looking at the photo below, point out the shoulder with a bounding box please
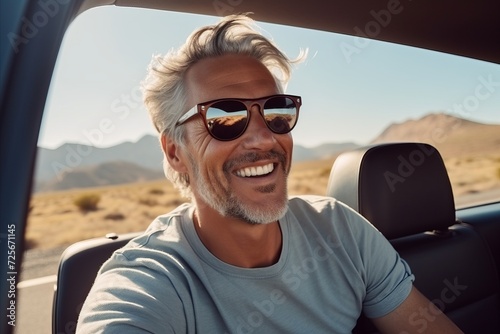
[100,203,195,271]
[286,195,382,242]
[287,194,341,214]
[288,194,359,213]
[142,202,193,235]
[128,202,192,246]
[288,195,369,225]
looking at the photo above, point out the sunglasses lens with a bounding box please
[263,96,297,134]
[205,101,248,140]
[203,96,299,141]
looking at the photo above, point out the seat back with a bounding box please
[52,232,140,334]
[327,143,500,332]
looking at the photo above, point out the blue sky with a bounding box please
[38,6,500,149]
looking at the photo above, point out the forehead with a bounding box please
[185,55,279,105]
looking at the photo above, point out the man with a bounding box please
[77,14,462,333]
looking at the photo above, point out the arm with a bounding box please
[372,286,463,334]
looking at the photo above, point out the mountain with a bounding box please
[35,161,164,192]
[34,112,498,192]
[371,112,500,158]
[35,135,163,182]
[35,134,357,182]
[293,142,360,161]
[35,135,358,192]
[34,134,359,192]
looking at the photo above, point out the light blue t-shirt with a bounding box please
[77,195,414,333]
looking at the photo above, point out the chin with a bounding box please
[230,192,289,225]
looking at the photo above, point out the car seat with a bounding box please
[52,232,141,334]
[326,142,500,333]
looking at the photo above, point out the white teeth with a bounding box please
[236,163,274,177]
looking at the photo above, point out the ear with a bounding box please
[161,134,188,173]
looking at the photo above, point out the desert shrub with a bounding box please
[148,187,164,195]
[73,193,101,212]
[138,197,158,206]
[104,212,125,220]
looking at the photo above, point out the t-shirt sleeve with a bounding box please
[76,252,186,333]
[341,203,415,319]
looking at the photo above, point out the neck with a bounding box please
[192,210,282,268]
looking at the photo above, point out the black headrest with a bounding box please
[327,143,456,239]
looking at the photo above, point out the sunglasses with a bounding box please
[176,94,302,141]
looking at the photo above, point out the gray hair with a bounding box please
[142,13,303,198]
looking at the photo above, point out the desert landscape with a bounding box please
[26,113,500,250]
[25,159,332,250]
[26,153,500,250]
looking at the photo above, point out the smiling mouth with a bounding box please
[235,163,274,177]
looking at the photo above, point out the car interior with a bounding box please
[328,142,500,332]
[1,1,499,333]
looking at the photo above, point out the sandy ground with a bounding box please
[26,154,500,250]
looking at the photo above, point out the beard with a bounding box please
[189,150,289,225]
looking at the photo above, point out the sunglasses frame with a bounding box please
[176,94,302,141]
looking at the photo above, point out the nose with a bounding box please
[240,106,276,149]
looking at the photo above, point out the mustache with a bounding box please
[223,150,288,172]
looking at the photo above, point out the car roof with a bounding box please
[117,0,499,64]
